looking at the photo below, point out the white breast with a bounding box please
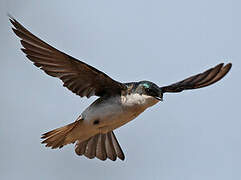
[121,93,159,108]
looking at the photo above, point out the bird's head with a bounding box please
[134,81,163,101]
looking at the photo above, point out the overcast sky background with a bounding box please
[0,0,240,180]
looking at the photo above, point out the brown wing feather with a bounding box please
[10,17,126,97]
[161,63,232,93]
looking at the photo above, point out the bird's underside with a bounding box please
[41,120,125,161]
[10,16,232,161]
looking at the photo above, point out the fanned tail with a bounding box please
[75,131,125,161]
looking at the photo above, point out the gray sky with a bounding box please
[1,0,240,180]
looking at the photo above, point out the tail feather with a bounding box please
[75,140,88,156]
[110,132,125,160]
[41,121,125,161]
[96,134,107,160]
[75,131,125,161]
[105,133,117,160]
[85,135,98,159]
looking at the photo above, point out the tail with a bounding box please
[41,120,81,149]
[75,131,125,161]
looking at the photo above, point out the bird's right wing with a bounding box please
[10,16,126,98]
[160,63,232,93]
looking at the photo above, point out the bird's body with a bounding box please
[9,16,232,161]
[46,89,159,149]
[81,92,159,134]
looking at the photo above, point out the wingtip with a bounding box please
[226,62,232,69]
[119,155,125,161]
[215,62,232,75]
[222,62,232,74]
[215,62,232,69]
[7,13,15,24]
[217,62,224,67]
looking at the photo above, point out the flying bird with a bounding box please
[9,17,232,161]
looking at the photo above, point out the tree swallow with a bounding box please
[10,17,232,161]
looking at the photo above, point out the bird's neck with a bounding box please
[121,93,159,109]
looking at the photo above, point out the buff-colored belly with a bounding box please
[81,94,158,134]
[82,102,143,133]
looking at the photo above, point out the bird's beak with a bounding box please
[155,96,163,101]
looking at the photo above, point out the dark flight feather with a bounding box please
[161,63,232,93]
[75,132,125,161]
[10,17,126,98]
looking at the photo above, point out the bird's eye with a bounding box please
[146,88,157,96]
[146,88,152,93]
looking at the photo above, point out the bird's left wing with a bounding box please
[160,63,232,93]
[10,17,126,98]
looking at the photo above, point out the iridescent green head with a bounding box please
[135,81,163,101]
